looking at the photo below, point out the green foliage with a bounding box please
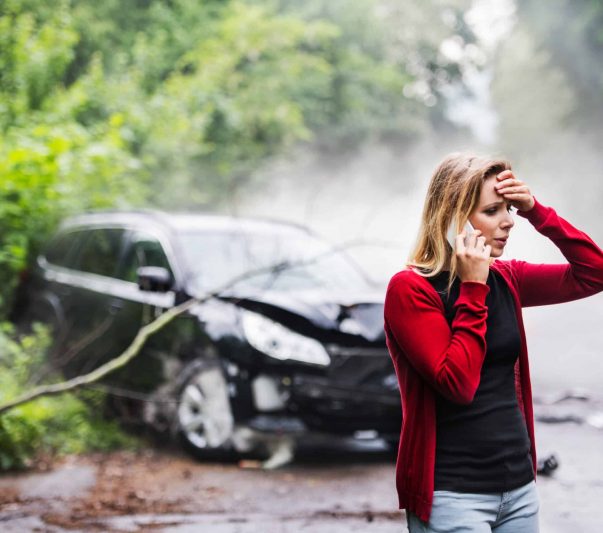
[0,3,147,316]
[0,0,78,126]
[0,116,147,314]
[0,0,476,314]
[0,322,138,470]
[275,0,475,144]
[140,2,338,206]
[3,0,475,203]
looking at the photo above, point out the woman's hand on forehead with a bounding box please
[494,171,535,212]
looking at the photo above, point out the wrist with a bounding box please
[517,196,536,212]
[516,195,550,226]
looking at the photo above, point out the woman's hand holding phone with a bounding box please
[455,228,491,284]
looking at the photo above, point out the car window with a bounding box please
[44,230,87,268]
[178,230,372,293]
[72,228,125,277]
[118,231,173,283]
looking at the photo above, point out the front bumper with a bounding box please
[289,374,401,435]
[233,346,401,437]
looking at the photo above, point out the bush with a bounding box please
[0,321,139,470]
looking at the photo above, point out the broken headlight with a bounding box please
[241,310,330,366]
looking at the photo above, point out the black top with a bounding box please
[426,269,534,493]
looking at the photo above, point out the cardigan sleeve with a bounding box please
[511,196,603,307]
[384,272,490,405]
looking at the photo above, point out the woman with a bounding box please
[383,153,603,532]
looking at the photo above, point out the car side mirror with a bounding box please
[137,266,173,293]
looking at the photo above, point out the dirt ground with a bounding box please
[0,443,403,532]
[0,394,602,532]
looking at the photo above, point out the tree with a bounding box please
[1,0,480,315]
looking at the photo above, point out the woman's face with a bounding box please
[468,174,515,257]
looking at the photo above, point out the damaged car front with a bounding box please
[167,219,402,464]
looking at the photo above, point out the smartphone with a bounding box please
[446,220,475,249]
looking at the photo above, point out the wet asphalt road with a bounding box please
[0,392,602,533]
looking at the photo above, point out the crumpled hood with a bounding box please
[220,287,386,342]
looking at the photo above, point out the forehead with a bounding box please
[478,175,503,205]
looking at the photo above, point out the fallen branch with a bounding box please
[0,237,385,415]
[0,296,200,415]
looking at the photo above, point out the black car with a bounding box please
[14,211,400,465]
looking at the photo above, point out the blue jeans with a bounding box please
[406,480,540,532]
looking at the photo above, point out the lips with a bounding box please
[494,237,508,245]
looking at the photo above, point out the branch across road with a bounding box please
[0,238,394,415]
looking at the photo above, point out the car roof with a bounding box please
[59,210,312,236]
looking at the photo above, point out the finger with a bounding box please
[455,231,466,253]
[466,229,480,249]
[496,180,524,191]
[497,183,527,193]
[496,175,523,184]
[475,238,487,254]
[482,244,492,257]
[496,170,514,181]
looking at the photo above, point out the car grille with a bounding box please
[322,344,397,391]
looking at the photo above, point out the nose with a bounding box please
[502,211,515,230]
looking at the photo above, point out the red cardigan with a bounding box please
[383,196,603,522]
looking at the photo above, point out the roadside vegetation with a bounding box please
[0,323,137,469]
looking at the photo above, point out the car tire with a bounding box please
[176,360,239,462]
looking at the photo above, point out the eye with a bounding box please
[485,205,513,215]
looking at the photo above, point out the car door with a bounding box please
[55,227,127,377]
[25,228,88,356]
[108,228,186,391]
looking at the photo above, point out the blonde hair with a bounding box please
[406,152,512,297]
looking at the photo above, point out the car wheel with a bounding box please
[176,360,238,461]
